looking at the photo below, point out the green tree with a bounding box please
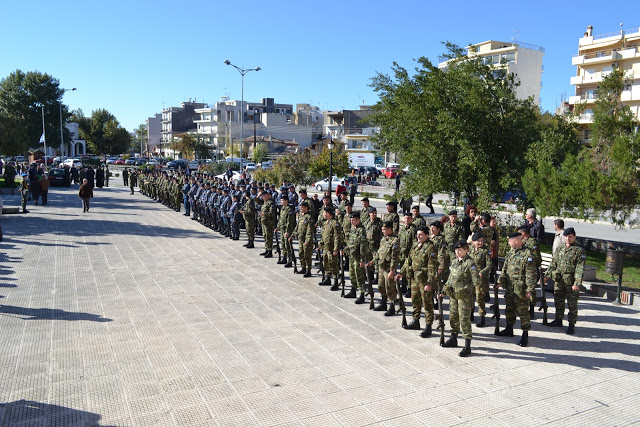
[71,108,131,155]
[307,142,350,180]
[523,68,640,227]
[253,150,315,187]
[252,143,269,163]
[367,43,540,210]
[0,70,72,154]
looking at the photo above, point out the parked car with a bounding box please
[259,161,273,169]
[114,159,125,165]
[147,158,160,166]
[314,176,343,192]
[215,171,241,182]
[188,160,200,170]
[357,166,379,177]
[124,158,136,166]
[167,159,188,170]
[106,157,118,165]
[47,168,71,186]
[245,162,256,171]
[384,167,399,179]
[63,158,83,169]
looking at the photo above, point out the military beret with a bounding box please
[471,232,483,242]
[412,205,420,210]
[324,206,335,214]
[481,213,491,222]
[222,188,229,193]
[448,210,458,215]
[345,202,353,207]
[341,191,348,195]
[289,184,295,189]
[299,189,307,194]
[323,195,331,200]
[368,207,377,213]
[563,227,576,236]
[404,213,412,217]
[361,197,369,202]
[430,220,443,229]
[383,221,394,229]
[517,225,530,233]
[453,240,468,249]
[508,232,521,239]
[280,186,287,191]
[245,191,251,196]
[300,201,309,208]
[270,185,276,188]
[350,212,361,219]
[281,197,289,202]
[386,201,398,206]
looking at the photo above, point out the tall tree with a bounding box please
[307,142,350,179]
[0,70,72,154]
[71,108,131,155]
[367,43,540,210]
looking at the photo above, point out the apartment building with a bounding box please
[324,106,379,153]
[568,25,640,143]
[439,40,545,105]
[146,113,161,154]
[160,100,207,156]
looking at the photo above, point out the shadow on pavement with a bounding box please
[0,305,112,322]
[0,400,114,427]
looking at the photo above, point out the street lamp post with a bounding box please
[224,60,260,168]
[327,138,335,195]
[60,88,76,158]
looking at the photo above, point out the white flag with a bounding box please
[39,133,45,144]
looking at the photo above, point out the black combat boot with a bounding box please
[470,312,474,322]
[264,251,273,258]
[519,331,529,347]
[497,323,514,337]
[284,261,292,268]
[459,339,471,357]
[344,288,357,299]
[355,292,366,304]
[547,317,563,327]
[384,302,396,317]
[297,268,306,274]
[476,316,485,328]
[277,255,287,265]
[420,323,432,338]
[403,318,421,330]
[318,276,331,286]
[373,298,388,311]
[303,269,312,278]
[246,240,254,249]
[243,241,249,247]
[259,250,268,256]
[529,303,536,320]
[442,332,458,348]
[330,277,340,291]
[566,322,575,335]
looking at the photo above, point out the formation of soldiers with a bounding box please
[135,171,587,357]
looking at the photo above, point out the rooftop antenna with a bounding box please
[512,30,519,46]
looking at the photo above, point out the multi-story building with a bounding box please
[294,104,324,142]
[439,40,545,105]
[568,25,640,143]
[161,100,207,157]
[146,113,162,155]
[324,106,379,152]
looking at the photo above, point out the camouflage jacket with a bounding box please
[401,240,438,284]
[443,221,464,251]
[320,218,342,252]
[261,199,276,225]
[545,244,586,285]
[346,223,372,263]
[382,212,400,236]
[398,224,417,259]
[523,237,542,267]
[500,246,537,297]
[375,235,400,271]
[365,217,383,252]
[412,215,426,231]
[278,205,296,234]
[294,212,314,243]
[469,247,492,285]
[430,234,450,273]
[445,254,479,293]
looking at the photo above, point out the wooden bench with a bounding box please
[541,252,597,282]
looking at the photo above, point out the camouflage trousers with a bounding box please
[554,273,579,324]
[475,281,489,317]
[378,264,397,301]
[281,232,293,258]
[449,287,473,339]
[504,285,531,331]
[410,277,436,324]
[299,240,313,270]
[244,218,255,240]
[348,258,366,292]
[262,222,274,250]
[322,249,338,276]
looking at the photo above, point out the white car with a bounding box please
[147,158,160,166]
[215,171,242,182]
[314,176,343,192]
[63,158,83,168]
[245,162,256,171]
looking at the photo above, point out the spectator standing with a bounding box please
[461,205,477,240]
[86,166,95,188]
[122,168,129,186]
[39,173,50,205]
[105,166,110,187]
[552,219,566,255]
[19,173,29,213]
[0,157,3,175]
[95,166,105,188]
[78,178,93,212]
[335,181,346,199]
[395,174,401,193]
[349,180,358,205]
[31,173,42,205]
[71,165,78,184]
[424,193,435,214]
[525,208,545,243]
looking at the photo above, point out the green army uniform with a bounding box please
[471,222,494,251]
[375,235,400,302]
[301,197,315,223]
[361,208,371,230]
[469,246,492,317]
[382,211,400,236]
[20,178,29,212]
[105,168,110,187]
[545,243,586,326]
[294,211,314,272]
[345,223,372,293]
[243,197,256,242]
[499,245,537,333]
[431,234,450,280]
[412,215,426,231]
[445,254,479,340]
[365,216,383,282]
[320,217,342,279]
[401,239,438,324]
[337,199,347,223]
[444,221,464,257]
[523,236,542,304]
[278,204,296,261]
[398,223,416,260]
[261,199,276,251]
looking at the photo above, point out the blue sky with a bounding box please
[1,0,636,131]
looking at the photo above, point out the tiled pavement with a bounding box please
[1,182,639,426]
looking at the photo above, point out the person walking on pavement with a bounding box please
[19,173,29,213]
[39,173,50,205]
[79,178,93,212]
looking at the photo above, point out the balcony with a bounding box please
[578,113,594,124]
[569,94,598,105]
[572,49,621,66]
[621,90,640,102]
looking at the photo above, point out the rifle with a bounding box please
[537,268,548,325]
[365,263,375,310]
[437,278,445,346]
[340,252,346,297]
[493,272,501,336]
[288,238,298,274]
[318,246,325,281]
[275,229,282,262]
[395,274,407,328]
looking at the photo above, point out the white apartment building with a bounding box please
[568,25,640,143]
[324,107,379,153]
[146,113,162,154]
[439,40,545,105]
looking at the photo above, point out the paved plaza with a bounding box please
[1,182,639,426]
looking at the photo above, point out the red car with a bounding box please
[384,167,399,179]
[115,159,125,165]
[35,157,54,165]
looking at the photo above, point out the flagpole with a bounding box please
[41,105,47,169]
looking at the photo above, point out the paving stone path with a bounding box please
[1,182,639,426]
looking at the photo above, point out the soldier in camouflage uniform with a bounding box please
[337,191,349,224]
[342,212,372,301]
[518,224,542,319]
[276,197,296,266]
[360,198,372,230]
[544,227,586,335]
[443,210,464,260]
[366,207,383,285]
[259,191,276,257]
[373,221,401,316]
[383,201,400,236]
[293,202,314,277]
[318,207,342,289]
[497,232,537,346]
[431,221,450,283]
[397,227,439,336]
[398,214,417,295]
[470,213,495,251]
[411,205,426,230]
[442,240,479,357]
[469,233,492,327]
